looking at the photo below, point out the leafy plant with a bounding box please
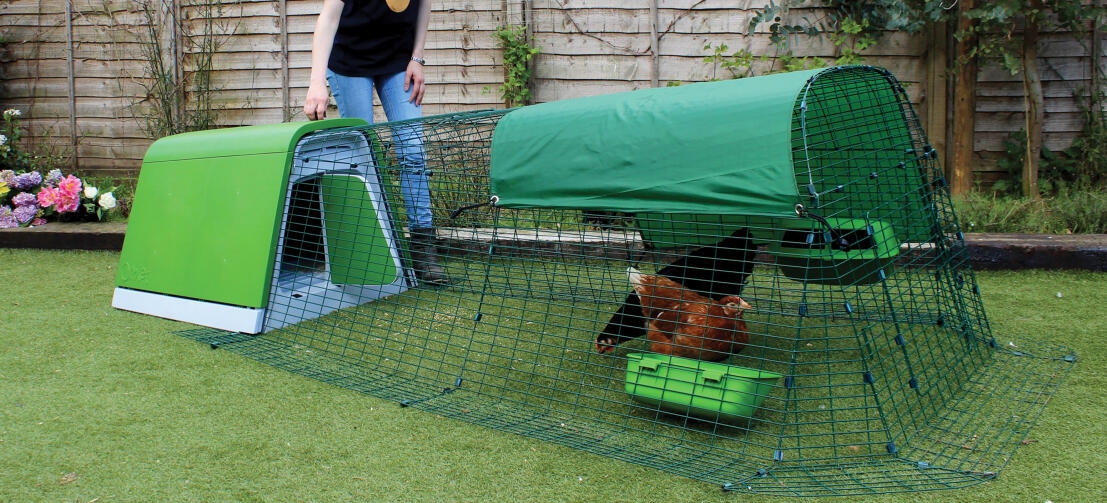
[829,17,876,65]
[994,105,1107,197]
[991,130,1029,196]
[747,0,824,50]
[952,1,1102,74]
[702,43,755,80]
[954,188,1107,234]
[110,0,237,139]
[702,42,825,81]
[0,109,63,173]
[490,25,540,108]
[1063,88,1107,189]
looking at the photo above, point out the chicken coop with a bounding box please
[123,66,1074,496]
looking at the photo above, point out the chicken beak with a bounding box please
[739,298,753,310]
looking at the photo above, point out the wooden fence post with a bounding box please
[1093,4,1102,111]
[524,0,535,104]
[65,0,78,170]
[925,20,948,176]
[649,0,659,88]
[950,0,977,196]
[1021,1,1043,198]
[281,0,290,121]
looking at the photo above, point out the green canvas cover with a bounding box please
[489,69,822,217]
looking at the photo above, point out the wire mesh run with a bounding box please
[176,67,1074,496]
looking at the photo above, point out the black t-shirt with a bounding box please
[328,0,420,77]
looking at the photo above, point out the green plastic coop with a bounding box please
[118,66,1073,496]
[113,118,415,333]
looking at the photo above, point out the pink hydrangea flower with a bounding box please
[37,186,58,208]
[57,175,82,198]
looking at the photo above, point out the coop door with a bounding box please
[319,173,402,286]
[264,130,411,333]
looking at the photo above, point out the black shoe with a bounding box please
[409,228,447,284]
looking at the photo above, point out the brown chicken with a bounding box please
[626,267,752,361]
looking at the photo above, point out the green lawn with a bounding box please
[1,249,1104,502]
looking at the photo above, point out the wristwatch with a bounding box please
[411,57,425,65]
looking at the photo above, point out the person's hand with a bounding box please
[304,80,330,120]
[405,60,426,106]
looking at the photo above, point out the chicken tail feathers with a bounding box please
[595,292,648,353]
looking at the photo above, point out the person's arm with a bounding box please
[304,0,344,120]
[405,0,431,105]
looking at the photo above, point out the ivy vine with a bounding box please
[491,25,540,108]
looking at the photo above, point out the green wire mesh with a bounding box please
[176,66,1074,496]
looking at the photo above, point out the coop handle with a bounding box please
[450,196,499,219]
[702,369,725,383]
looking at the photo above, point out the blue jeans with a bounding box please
[326,70,432,230]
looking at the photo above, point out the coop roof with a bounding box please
[489,69,824,217]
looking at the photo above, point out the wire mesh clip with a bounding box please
[450,195,499,219]
[399,386,457,408]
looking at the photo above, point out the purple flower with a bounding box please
[12,191,36,207]
[0,206,16,228]
[45,169,63,185]
[0,170,14,186]
[12,171,42,190]
[13,204,37,224]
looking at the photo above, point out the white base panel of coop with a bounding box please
[112,287,266,334]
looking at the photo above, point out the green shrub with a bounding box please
[953,188,1107,234]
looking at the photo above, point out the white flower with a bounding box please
[84,185,99,199]
[0,134,6,145]
[3,109,21,118]
[98,192,117,210]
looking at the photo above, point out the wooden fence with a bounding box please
[0,0,1102,183]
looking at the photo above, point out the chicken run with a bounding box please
[115,66,1074,496]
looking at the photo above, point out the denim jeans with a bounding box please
[326,69,432,230]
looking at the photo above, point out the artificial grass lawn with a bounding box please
[1,249,1104,502]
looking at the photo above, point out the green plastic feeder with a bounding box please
[770,217,899,285]
[625,353,781,423]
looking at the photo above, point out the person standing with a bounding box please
[304,0,445,284]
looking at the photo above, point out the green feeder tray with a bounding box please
[770,217,899,285]
[625,353,781,424]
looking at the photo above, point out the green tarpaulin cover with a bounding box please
[489,69,823,217]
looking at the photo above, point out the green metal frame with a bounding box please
[150,67,1073,497]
